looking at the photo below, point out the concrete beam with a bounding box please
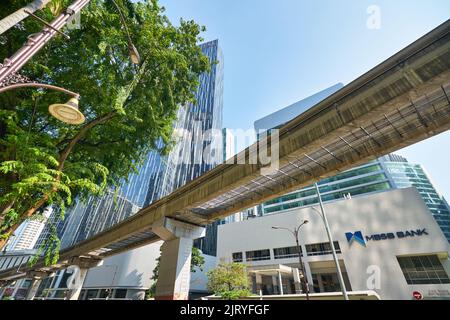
[152,217,206,241]
[67,256,102,269]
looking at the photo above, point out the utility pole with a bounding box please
[272,220,310,300]
[314,183,349,300]
[0,0,52,35]
[0,0,91,86]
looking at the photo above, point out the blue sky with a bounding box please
[158,0,450,199]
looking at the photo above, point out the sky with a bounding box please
[158,0,450,199]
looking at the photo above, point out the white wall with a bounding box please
[83,241,217,295]
[217,187,450,300]
[190,254,217,293]
[84,241,163,290]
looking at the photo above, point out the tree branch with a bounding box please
[57,110,118,171]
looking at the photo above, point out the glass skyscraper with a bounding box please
[381,155,450,241]
[36,40,224,251]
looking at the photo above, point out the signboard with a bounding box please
[413,291,423,300]
[346,228,429,247]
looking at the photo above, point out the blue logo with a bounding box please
[345,231,366,247]
[346,228,428,248]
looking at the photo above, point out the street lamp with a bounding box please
[0,0,140,125]
[272,219,310,300]
[312,182,349,300]
[0,82,84,125]
[110,0,141,65]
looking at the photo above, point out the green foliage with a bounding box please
[29,222,61,266]
[207,263,251,300]
[191,246,205,273]
[146,246,205,299]
[0,0,210,260]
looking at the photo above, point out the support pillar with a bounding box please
[152,217,205,300]
[303,261,314,294]
[25,271,48,300]
[26,278,41,300]
[65,257,102,300]
[278,271,284,295]
[65,268,88,300]
[271,276,279,295]
[255,273,263,294]
[293,268,302,294]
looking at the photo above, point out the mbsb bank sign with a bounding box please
[346,228,429,247]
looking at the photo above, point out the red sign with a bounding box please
[413,291,423,300]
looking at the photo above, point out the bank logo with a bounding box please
[346,231,366,247]
[346,228,428,248]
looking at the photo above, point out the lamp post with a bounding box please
[312,182,349,300]
[272,220,310,300]
[110,0,141,64]
[0,82,84,125]
[0,0,143,124]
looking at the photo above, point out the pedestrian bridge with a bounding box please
[1,20,449,296]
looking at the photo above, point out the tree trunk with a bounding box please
[0,111,117,251]
[0,0,52,35]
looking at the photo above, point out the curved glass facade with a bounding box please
[382,160,450,242]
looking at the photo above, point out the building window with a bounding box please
[114,289,127,299]
[397,255,450,285]
[58,270,72,289]
[306,242,341,256]
[273,246,303,259]
[232,252,243,263]
[21,279,32,289]
[99,288,113,299]
[245,249,271,262]
[86,289,99,300]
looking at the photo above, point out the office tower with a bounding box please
[254,83,344,134]
[145,39,224,204]
[6,207,52,251]
[380,154,450,241]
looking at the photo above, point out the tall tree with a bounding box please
[0,0,210,255]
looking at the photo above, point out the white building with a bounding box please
[5,207,53,251]
[8,242,216,300]
[217,188,450,300]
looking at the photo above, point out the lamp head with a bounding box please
[303,220,309,224]
[49,97,85,125]
[128,43,141,65]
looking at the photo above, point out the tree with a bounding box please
[207,262,251,300]
[146,246,205,299]
[0,0,210,257]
